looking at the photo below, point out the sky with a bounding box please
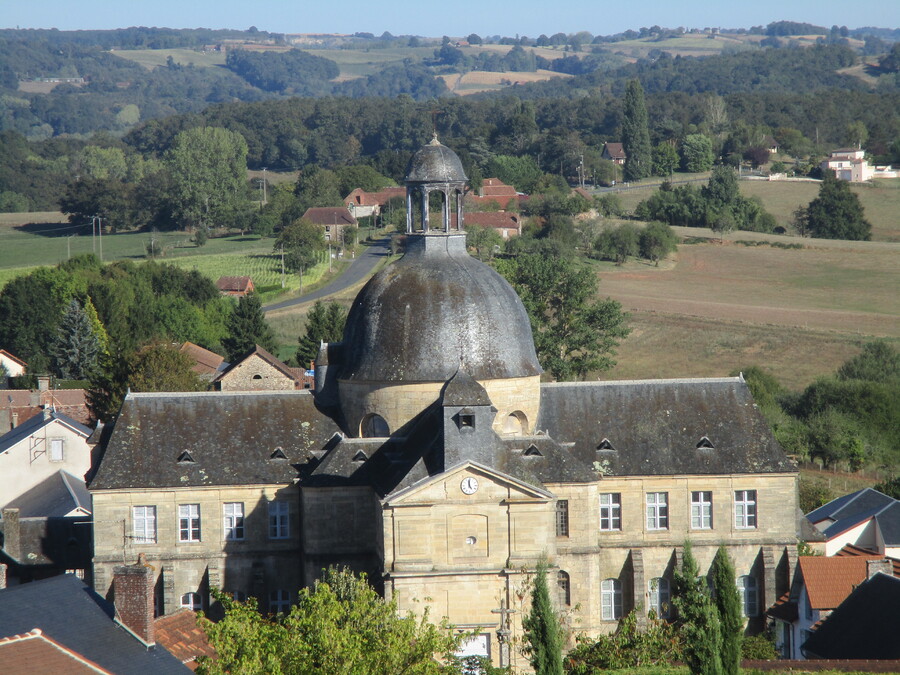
[3,0,899,37]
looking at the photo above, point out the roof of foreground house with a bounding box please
[4,469,91,516]
[798,555,876,609]
[0,630,113,674]
[0,410,92,456]
[153,609,215,671]
[0,575,188,673]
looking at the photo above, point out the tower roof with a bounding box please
[404,136,467,183]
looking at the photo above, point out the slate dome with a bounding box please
[338,234,541,383]
[404,136,468,183]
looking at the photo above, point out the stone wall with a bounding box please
[218,355,296,391]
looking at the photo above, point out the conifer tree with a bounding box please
[522,561,564,675]
[673,542,723,675]
[712,546,744,675]
[296,300,347,367]
[804,171,872,240]
[622,79,652,182]
[52,298,101,379]
[222,293,277,362]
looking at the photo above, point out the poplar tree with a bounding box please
[673,542,723,675]
[712,546,744,675]
[222,293,277,362]
[622,79,652,182]
[522,561,564,675]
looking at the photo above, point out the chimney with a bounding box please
[0,562,7,589]
[36,375,50,392]
[1,509,20,561]
[867,558,893,580]
[113,553,156,645]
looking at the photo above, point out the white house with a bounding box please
[0,351,27,379]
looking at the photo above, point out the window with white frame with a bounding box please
[180,592,202,611]
[691,491,713,529]
[132,506,157,544]
[556,500,569,537]
[49,438,64,462]
[737,575,758,617]
[599,493,621,531]
[649,577,671,618]
[178,504,201,542]
[268,501,289,539]
[269,589,290,614]
[601,578,623,620]
[734,490,757,529]
[223,502,244,541]
[646,492,669,530]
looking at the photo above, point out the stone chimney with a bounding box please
[36,375,50,392]
[0,562,7,589]
[867,558,893,579]
[0,509,20,562]
[113,553,156,645]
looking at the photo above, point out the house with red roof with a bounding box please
[215,276,254,297]
[0,350,27,379]
[302,207,358,244]
[602,142,626,165]
[464,212,522,239]
[344,186,405,219]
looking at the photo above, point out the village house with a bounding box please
[214,276,254,297]
[464,211,522,239]
[0,350,27,379]
[301,206,357,243]
[344,186,406,220]
[215,345,309,391]
[602,142,627,165]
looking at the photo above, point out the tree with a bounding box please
[522,561,564,675]
[710,210,737,240]
[465,225,503,262]
[564,610,683,670]
[837,341,899,383]
[51,298,101,379]
[680,134,715,173]
[494,254,630,381]
[296,300,347,367]
[673,542,723,675]
[166,126,250,230]
[196,567,462,675]
[222,293,277,362]
[295,165,343,213]
[805,172,871,240]
[622,79,652,181]
[711,547,743,675]
[652,142,679,177]
[639,221,678,265]
[129,342,207,393]
[701,166,740,212]
[275,219,326,273]
[594,224,639,265]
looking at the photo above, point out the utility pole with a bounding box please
[91,215,98,254]
[98,217,103,262]
[280,245,285,289]
[262,167,267,204]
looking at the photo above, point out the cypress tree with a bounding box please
[622,79,652,182]
[673,542,723,675]
[52,298,101,379]
[522,561,564,675]
[222,293,277,362]
[712,546,744,675]
[296,300,347,367]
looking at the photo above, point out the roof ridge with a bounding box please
[543,376,744,388]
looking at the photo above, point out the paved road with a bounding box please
[263,238,391,313]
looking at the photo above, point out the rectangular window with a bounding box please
[734,490,757,529]
[691,491,713,529]
[223,502,244,541]
[269,589,290,614]
[599,493,621,531]
[646,492,669,530]
[269,501,289,539]
[49,439,64,462]
[179,504,201,542]
[132,506,157,544]
[556,500,569,537]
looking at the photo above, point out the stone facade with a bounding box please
[216,349,298,391]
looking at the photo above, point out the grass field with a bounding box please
[113,48,228,69]
[440,69,571,94]
[296,46,436,79]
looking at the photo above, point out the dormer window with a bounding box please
[177,450,195,464]
[352,450,368,463]
[270,447,287,460]
[457,412,475,429]
[524,444,543,457]
[598,438,615,451]
[697,436,715,449]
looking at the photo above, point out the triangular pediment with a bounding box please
[384,461,553,506]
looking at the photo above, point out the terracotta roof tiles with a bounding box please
[798,556,871,609]
[153,609,215,670]
[0,630,113,674]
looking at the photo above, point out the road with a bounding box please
[262,238,391,313]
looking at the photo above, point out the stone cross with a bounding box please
[491,598,517,668]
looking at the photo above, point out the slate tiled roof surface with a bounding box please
[798,556,871,609]
[89,390,341,490]
[538,378,794,476]
[0,575,188,673]
[4,469,91,516]
[807,488,894,524]
[802,573,900,659]
[0,630,113,674]
[154,609,215,670]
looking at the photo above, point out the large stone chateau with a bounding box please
[89,138,799,667]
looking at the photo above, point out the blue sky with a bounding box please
[3,0,898,37]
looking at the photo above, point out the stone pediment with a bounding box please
[383,461,553,506]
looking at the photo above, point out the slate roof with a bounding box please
[4,469,91,516]
[0,410,92,455]
[802,573,900,659]
[405,136,468,183]
[153,609,215,670]
[806,489,900,547]
[0,630,113,674]
[89,391,341,490]
[0,575,188,673]
[538,377,794,476]
[807,488,895,523]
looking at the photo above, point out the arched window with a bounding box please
[502,411,527,435]
[360,413,390,438]
[557,571,571,607]
[180,592,202,611]
[737,575,758,617]
[649,577,671,618]
[601,578,622,620]
[252,374,263,380]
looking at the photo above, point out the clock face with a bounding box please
[460,477,479,495]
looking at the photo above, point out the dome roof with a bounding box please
[404,136,468,183]
[339,234,541,383]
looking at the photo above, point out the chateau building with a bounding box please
[89,137,799,668]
